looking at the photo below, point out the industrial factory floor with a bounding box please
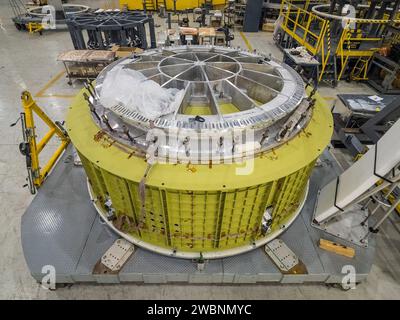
[0,0,399,299]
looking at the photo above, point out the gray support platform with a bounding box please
[21,146,375,284]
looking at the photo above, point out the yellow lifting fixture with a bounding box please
[27,22,44,35]
[18,91,70,194]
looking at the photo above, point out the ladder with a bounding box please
[350,56,371,81]
[319,54,338,87]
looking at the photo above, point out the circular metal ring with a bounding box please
[312,3,400,22]
[27,4,89,17]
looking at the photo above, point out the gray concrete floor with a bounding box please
[0,1,399,299]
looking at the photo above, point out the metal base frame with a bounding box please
[21,146,376,284]
[367,53,400,95]
[367,80,400,95]
[312,201,369,248]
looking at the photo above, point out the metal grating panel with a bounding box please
[21,146,96,282]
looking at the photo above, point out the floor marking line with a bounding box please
[35,70,67,97]
[36,95,75,99]
[321,96,337,100]
[239,31,253,52]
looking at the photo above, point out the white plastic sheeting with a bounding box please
[99,65,184,120]
[314,119,400,223]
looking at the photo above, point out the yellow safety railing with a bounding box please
[19,91,70,194]
[335,18,400,80]
[318,18,331,82]
[280,0,331,82]
[280,0,400,83]
[280,0,328,56]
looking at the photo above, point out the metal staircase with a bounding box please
[320,55,337,87]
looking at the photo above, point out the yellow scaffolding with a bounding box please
[335,18,397,81]
[19,91,70,193]
[280,0,328,56]
[278,0,400,83]
[279,0,330,82]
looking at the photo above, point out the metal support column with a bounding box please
[243,0,263,32]
[148,16,157,48]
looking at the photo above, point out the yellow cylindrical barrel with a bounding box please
[67,87,332,258]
